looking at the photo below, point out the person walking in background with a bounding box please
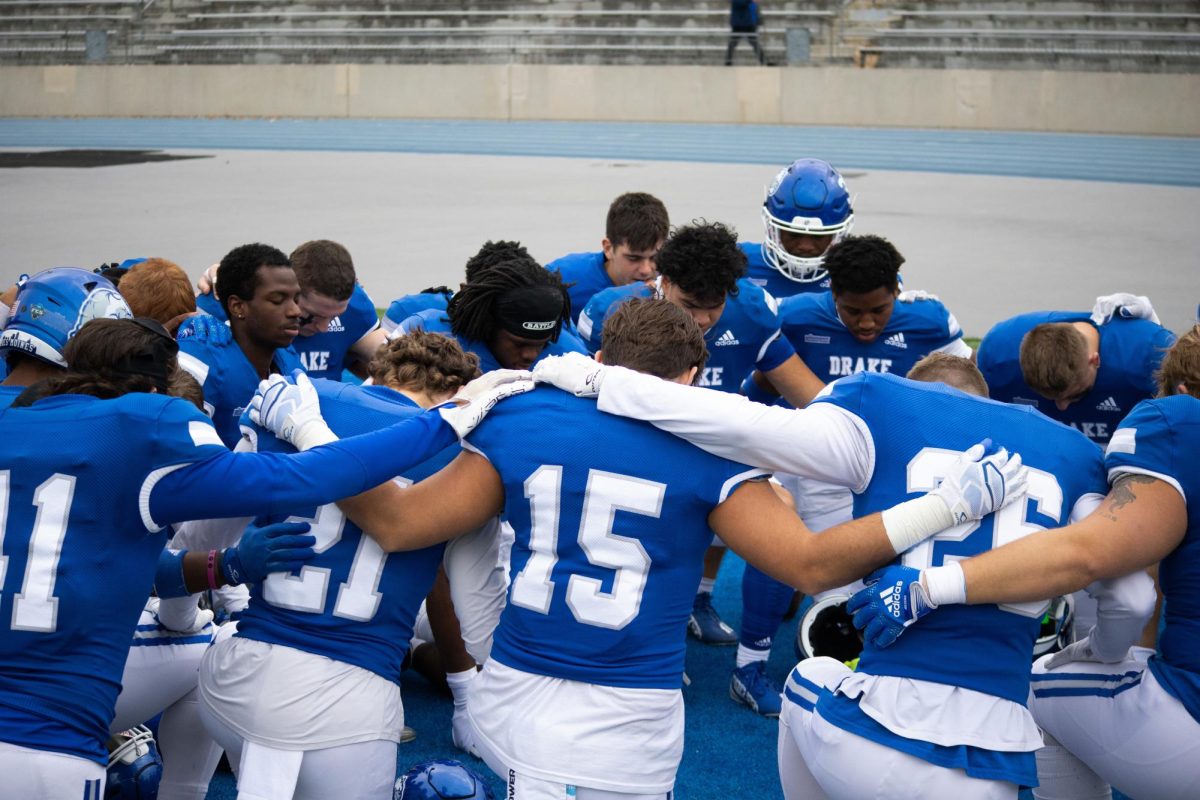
[726,0,766,66]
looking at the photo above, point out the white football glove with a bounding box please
[1044,636,1105,671]
[249,370,336,451]
[1090,293,1160,325]
[931,440,1028,525]
[437,370,535,439]
[531,352,607,398]
[897,288,941,304]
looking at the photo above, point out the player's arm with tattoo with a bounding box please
[954,473,1186,605]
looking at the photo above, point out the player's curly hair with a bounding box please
[448,258,571,344]
[215,243,291,317]
[369,330,481,398]
[464,240,534,284]
[19,318,178,404]
[1157,323,1200,398]
[655,220,745,305]
[824,235,904,296]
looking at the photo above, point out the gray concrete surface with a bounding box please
[1,149,1197,335]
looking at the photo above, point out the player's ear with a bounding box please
[601,238,614,260]
[1088,351,1101,369]
[594,350,604,365]
[683,365,699,385]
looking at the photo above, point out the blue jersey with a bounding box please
[396,308,588,373]
[814,372,1106,783]
[197,284,380,381]
[780,292,965,382]
[0,393,226,764]
[466,386,765,690]
[578,279,795,392]
[1105,395,1200,722]
[236,381,455,684]
[382,291,452,335]
[978,311,1175,445]
[178,333,304,449]
[739,241,831,299]
[545,250,612,322]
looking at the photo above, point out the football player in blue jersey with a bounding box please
[382,240,537,336]
[532,348,1115,800]
[737,233,975,712]
[740,158,854,299]
[258,297,1026,800]
[196,239,385,381]
[395,255,586,373]
[198,331,482,800]
[179,242,306,448]
[545,191,669,322]
[977,299,1175,447]
[851,326,1200,800]
[579,220,826,712]
[0,315,520,799]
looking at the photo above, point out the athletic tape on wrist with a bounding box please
[923,562,967,607]
[293,420,339,451]
[880,493,956,555]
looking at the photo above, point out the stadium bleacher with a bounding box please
[3,0,1195,71]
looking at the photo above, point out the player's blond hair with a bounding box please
[1019,323,1089,399]
[1157,324,1200,398]
[906,352,989,398]
[368,330,480,397]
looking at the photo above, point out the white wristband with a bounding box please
[923,562,967,607]
[880,492,956,555]
[293,420,339,452]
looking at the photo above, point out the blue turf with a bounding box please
[2,117,1198,187]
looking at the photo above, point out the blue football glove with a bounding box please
[175,312,232,345]
[847,566,939,649]
[221,517,316,585]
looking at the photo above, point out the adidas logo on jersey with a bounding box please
[714,330,740,347]
[326,316,345,333]
[1096,396,1122,412]
[883,332,907,349]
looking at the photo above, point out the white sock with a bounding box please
[697,577,716,596]
[446,667,477,712]
[736,643,769,670]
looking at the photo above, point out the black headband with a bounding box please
[109,317,179,392]
[494,286,563,340]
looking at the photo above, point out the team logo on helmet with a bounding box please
[29,304,45,320]
[69,286,133,337]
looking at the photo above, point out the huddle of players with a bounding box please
[0,156,1195,800]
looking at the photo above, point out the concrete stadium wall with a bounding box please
[2,64,1197,136]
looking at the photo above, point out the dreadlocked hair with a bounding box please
[463,240,534,283]
[447,258,571,344]
[369,330,481,397]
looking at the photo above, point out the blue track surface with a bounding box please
[3,117,1198,187]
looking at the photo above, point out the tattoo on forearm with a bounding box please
[1106,474,1159,515]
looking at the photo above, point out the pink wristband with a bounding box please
[206,549,220,590]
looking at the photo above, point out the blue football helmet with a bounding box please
[395,759,495,800]
[0,267,132,367]
[106,726,162,800]
[761,158,854,283]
